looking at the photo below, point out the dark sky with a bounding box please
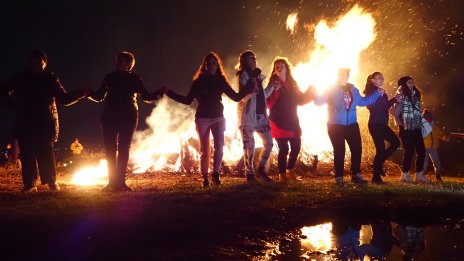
[1,0,463,149]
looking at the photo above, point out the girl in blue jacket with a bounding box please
[313,68,383,185]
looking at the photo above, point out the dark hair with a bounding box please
[235,50,255,75]
[193,52,229,82]
[29,49,47,63]
[269,57,298,90]
[363,72,382,95]
[398,76,421,101]
[116,51,135,71]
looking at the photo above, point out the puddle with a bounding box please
[264,219,464,260]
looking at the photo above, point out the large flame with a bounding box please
[71,5,377,185]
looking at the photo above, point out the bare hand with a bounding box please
[273,80,282,91]
[378,88,386,96]
[394,93,402,102]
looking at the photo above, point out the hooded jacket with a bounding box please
[236,69,275,127]
[314,83,381,125]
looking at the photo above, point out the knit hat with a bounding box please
[397,76,413,87]
[423,109,433,122]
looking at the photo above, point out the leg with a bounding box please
[383,125,400,160]
[240,126,255,175]
[368,123,386,176]
[399,129,414,173]
[35,140,57,186]
[210,117,226,174]
[423,149,431,173]
[287,136,302,170]
[117,118,138,186]
[102,122,119,187]
[428,148,442,173]
[275,138,290,173]
[413,129,426,173]
[17,137,38,189]
[346,123,362,175]
[255,117,273,169]
[327,124,346,178]
[196,118,213,178]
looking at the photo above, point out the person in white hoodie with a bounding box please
[236,50,275,183]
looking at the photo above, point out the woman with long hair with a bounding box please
[391,76,428,183]
[364,72,400,184]
[236,50,275,183]
[266,57,312,182]
[164,52,253,187]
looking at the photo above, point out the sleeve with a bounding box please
[238,71,254,102]
[88,75,109,102]
[166,81,197,105]
[136,76,163,103]
[266,89,280,109]
[296,87,314,105]
[53,74,87,106]
[313,90,328,105]
[355,87,381,107]
[222,78,249,102]
[387,96,397,108]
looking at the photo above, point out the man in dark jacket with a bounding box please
[0,50,89,192]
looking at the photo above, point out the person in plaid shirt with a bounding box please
[391,76,428,183]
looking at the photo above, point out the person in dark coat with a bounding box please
[364,72,400,184]
[0,50,89,192]
[266,57,312,182]
[164,52,253,187]
[89,51,163,192]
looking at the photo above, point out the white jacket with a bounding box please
[236,70,276,127]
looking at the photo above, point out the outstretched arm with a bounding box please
[355,88,381,107]
[166,81,197,105]
[136,77,164,103]
[223,80,252,102]
[53,75,89,105]
[88,76,109,102]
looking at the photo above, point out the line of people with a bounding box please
[0,49,443,192]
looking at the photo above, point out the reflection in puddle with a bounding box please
[300,223,333,253]
[272,220,464,260]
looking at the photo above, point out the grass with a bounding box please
[1,164,464,260]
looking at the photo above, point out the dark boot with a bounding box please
[246,174,257,183]
[436,172,443,183]
[371,175,385,184]
[202,177,210,188]
[256,166,272,182]
[212,172,221,186]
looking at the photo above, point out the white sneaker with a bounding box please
[400,172,413,183]
[415,171,431,184]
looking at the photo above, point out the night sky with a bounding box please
[1,0,463,151]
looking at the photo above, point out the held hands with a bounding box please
[394,93,402,102]
[76,88,91,98]
[378,88,386,96]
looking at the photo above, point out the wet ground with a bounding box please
[1,167,464,260]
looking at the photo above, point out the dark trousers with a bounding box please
[368,123,400,176]
[399,127,425,173]
[102,119,137,186]
[275,137,301,173]
[17,137,56,188]
[327,123,362,177]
